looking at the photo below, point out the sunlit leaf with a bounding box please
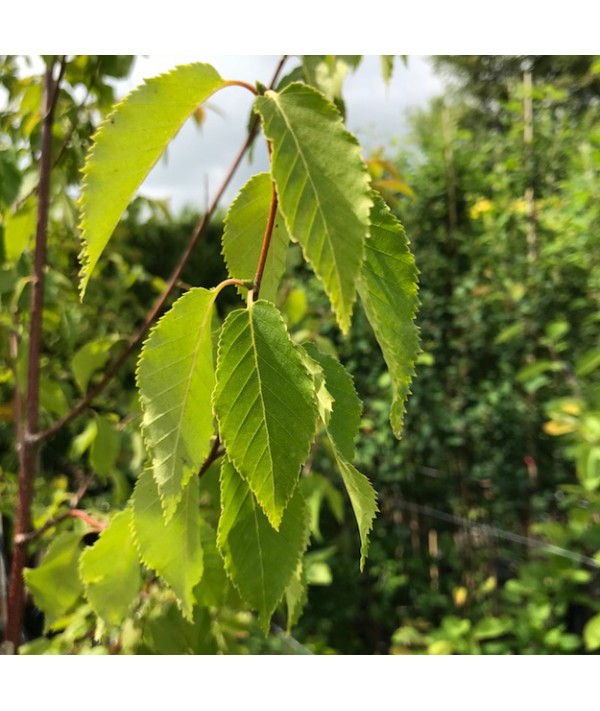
[79,509,142,626]
[222,172,289,303]
[137,287,217,520]
[358,192,419,436]
[79,63,226,295]
[131,468,203,620]
[214,300,318,529]
[256,83,372,333]
[217,458,310,632]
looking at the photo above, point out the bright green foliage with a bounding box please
[213,300,318,529]
[217,458,310,632]
[194,520,229,608]
[71,336,119,393]
[222,172,289,303]
[304,343,362,460]
[300,472,344,543]
[24,533,83,630]
[79,509,141,626]
[285,562,308,632]
[358,192,420,436]
[333,449,378,571]
[137,287,217,520]
[584,614,600,651]
[131,469,203,620]
[78,62,226,295]
[302,343,376,567]
[89,415,120,478]
[4,196,36,263]
[255,83,373,334]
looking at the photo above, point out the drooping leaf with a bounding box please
[3,196,37,263]
[222,172,289,303]
[24,532,83,630]
[217,458,310,632]
[79,62,226,295]
[380,56,395,85]
[213,300,318,529]
[303,343,362,461]
[285,561,308,632]
[358,192,419,436]
[333,451,378,571]
[79,509,142,626]
[255,83,373,333]
[71,335,119,393]
[131,468,203,620]
[137,287,217,520]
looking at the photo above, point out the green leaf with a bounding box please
[137,287,217,520]
[358,192,419,436]
[193,520,229,608]
[24,532,83,630]
[303,344,362,460]
[333,451,378,571]
[217,458,310,632]
[79,62,226,296]
[255,83,373,333]
[142,603,217,655]
[214,300,318,529]
[79,509,142,626]
[89,415,120,478]
[285,561,308,632]
[131,468,203,620]
[222,172,289,303]
[71,335,119,394]
[584,613,600,651]
[3,196,37,263]
[380,56,395,85]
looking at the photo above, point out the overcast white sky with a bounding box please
[121,56,445,213]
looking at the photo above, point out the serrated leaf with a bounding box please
[79,509,142,626]
[255,83,372,334]
[131,468,203,620]
[333,450,378,571]
[222,172,289,303]
[213,300,318,529]
[358,192,419,436]
[285,561,308,632]
[71,335,119,393]
[79,62,226,296]
[24,532,83,630]
[217,458,310,632]
[137,287,216,520]
[303,343,362,461]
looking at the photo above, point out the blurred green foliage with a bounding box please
[2,55,600,654]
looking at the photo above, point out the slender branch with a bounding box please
[6,58,60,652]
[224,80,258,96]
[252,179,278,301]
[15,509,107,545]
[35,56,289,444]
[198,436,223,479]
